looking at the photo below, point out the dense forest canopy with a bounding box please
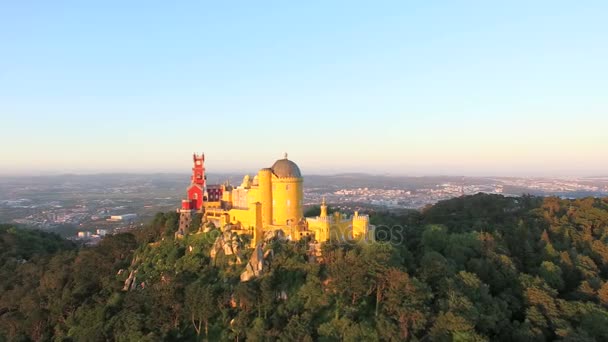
[2,194,608,341]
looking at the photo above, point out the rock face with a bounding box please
[307,241,323,263]
[122,256,140,291]
[202,221,215,233]
[239,230,284,282]
[210,228,244,264]
[264,229,287,241]
[240,243,265,282]
[123,269,138,291]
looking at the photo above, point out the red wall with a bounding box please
[187,186,203,210]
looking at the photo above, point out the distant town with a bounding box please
[1,173,607,242]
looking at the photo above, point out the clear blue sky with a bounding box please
[1,1,607,176]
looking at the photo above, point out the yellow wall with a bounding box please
[271,176,303,226]
[222,187,232,203]
[307,217,330,242]
[307,211,373,243]
[247,187,259,208]
[352,211,369,240]
[258,169,273,227]
[228,208,255,228]
[251,202,263,248]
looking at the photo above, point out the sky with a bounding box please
[1,1,607,177]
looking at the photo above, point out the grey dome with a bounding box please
[271,157,302,178]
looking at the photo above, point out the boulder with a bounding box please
[240,244,265,282]
[122,269,138,291]
[210,229,244,264]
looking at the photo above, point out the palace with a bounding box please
[177,153,374,246]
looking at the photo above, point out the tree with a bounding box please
[377,268,431,340]
[421,225,449,254]
[598,282,608,307]
[185,281,217,338]
[429,312,487,342]
[539,261,565,291]
[163,212,180,237]
[419,251,454,286]
[190,213,204,234]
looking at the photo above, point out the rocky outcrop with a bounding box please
[276,290,288,301]
[201,221,216,233]
[264,229,287,241]
[122,269,138,291]
[210,228,244,264]
[121,256,141,291]
[239,230,284,281]
[307,241,323,263]
[240,243,265,282]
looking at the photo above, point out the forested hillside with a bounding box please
[2,194,608,341]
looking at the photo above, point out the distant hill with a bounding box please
[304,173,493,189]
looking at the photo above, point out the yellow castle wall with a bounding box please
[352,212,369,240]
[271,176,302,226]
[307,218,330,242]
[307,215,373,243]
[251,202,263,248]
[258,169,273,227]
[227,207,255,229]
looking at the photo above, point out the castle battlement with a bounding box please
[272,176,303,182]
[306,216,331,225]
[352,215,369,222]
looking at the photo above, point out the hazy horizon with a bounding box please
[0,165,606,179]
[2,1,607,176]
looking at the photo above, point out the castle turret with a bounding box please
[320,197,328,218]
[258,168,273,227]
[251,202,263,248]
[178,152,206,236]
[187,153,206,210]
[270,153,303,226]
[352,210,370,240]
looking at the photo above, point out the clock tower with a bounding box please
[186,153,206,211]
[177,152,207,237]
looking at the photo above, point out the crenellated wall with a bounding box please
[352,211,370,240]
[306,210,374,243]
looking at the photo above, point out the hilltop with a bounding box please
[2,194,608,340]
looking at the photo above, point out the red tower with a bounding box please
[186,153,206,210]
